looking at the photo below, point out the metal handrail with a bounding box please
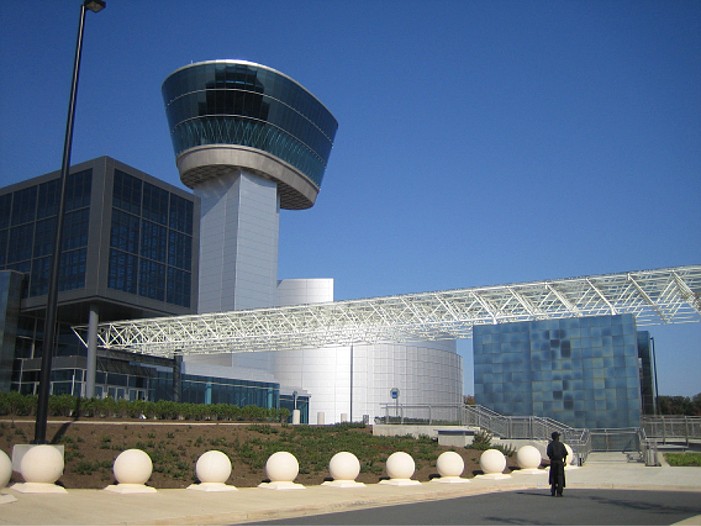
[378,403,591,462]
[642,415,701,445]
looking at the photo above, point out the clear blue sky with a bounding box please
[1,0,699,396]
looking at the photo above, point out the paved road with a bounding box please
[255,489,701,525]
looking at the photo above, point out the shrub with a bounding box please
[665,452,701,467]
[0,391,36,416]
[469,430,494,450]
[49,394,77,417]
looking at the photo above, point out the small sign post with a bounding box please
[390,387,400,419]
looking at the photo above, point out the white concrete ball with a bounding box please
[196,450,232,483]
[20,445,64,484]
[265,451,299,482]
[564,443,574,464]
[479,448,506,474]
[516,445,542,470]
[328,451,360,481]
[436,451,464,478]
[0,449,12,488]
[113,449,153,485]
[385,451,415,479]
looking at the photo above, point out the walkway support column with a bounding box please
[85,304,99,398]
[173,354,183,402]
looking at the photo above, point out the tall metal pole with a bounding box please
[650,336,660,416]
[34,0,105,444]
[349,344,353,423]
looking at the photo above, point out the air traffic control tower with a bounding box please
[162,60,338,312]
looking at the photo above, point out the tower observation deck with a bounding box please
[162,61,338,312]
[162,60,338,210]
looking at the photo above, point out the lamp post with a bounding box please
[34,0,106,444]
[650,336,660,416]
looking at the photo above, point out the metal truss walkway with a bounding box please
[74,265,701,358]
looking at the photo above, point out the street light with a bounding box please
[34,0,106,444]
[650,336,660,416]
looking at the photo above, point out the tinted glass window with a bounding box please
[59,248,87,291]
[169,194,193,234]
[11,187,37,225]
[61,209,90,250]
[0,228,7,266]
[33,218,56,257]
[143,183,169,225]
[7,224,33,262]
[37,180,59,219]
[168,230,191,270]
[108,249,138,294]
[139,259,165,300]
[110,209,140,254]
[65,169,92,211]
[113,170,142,214]
[141,220,167,262]
[0,194,11,228]
[30,256,51,296]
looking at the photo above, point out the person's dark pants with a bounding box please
[549,462,565,496]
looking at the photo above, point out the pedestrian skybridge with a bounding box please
[73,265,701,358]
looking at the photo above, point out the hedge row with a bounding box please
[0,391,290,422]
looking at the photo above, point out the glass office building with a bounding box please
[0,156,304,418]
[0,157,197,313]
[0,157,199,399]
[473,314,644,428]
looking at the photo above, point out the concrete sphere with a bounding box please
[385,451,415,480]
[479,449,506,475]
[20,445,64,484]
[436,451,464,478]
[265,451,299,483]
[564,443,574,464]
[195,450,232,484]
[113,449,153,485]
[0,449,12,488]
[329,452,360,481]
[516,445,542,470]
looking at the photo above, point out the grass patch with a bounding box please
[664,452,701,467]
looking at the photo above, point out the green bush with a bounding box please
[0,391,37,416]
[665,452,701,467]
[466,429,516,456]
[0,392,294,424]
[48,394,77,417]
[469,430,494,450]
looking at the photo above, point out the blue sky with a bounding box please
[1,0,699,396]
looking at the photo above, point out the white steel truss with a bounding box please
[73,265,701,358]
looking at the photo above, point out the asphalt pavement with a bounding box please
[256,489,701,525]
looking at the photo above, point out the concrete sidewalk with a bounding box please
[0,453,700,525]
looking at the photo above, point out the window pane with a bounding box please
[11,186,37,225]
[113,170,142,215]
[110,209,140,254]
[108,249,138,294]
[141,220,167,262]
[142,183,168,225]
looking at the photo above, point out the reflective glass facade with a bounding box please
[473,315,643,429]
[162,61,338,189]
[0,170,92,298]
[108,169,194,307]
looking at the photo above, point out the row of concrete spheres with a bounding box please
[0,443,577,494]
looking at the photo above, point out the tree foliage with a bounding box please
[657,393,701,416]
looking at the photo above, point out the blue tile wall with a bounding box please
[474,315,642,428]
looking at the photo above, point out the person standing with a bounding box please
[547,431,567,497]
